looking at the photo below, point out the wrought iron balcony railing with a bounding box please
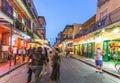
[22,0,38,19]
[0,0,13,19]
[60,35,73,42]
[75,7,120,39]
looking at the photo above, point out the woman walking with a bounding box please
[51,47,61,81]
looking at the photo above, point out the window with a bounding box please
[13,9,18,19]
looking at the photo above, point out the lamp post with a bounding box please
[9,23,12,66]
[9,18,15,66]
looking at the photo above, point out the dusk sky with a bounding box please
[33,0,97,46]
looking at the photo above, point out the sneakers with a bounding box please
[99,71,103,74]
[95,70,104,74]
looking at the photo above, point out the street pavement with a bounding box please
[71,55,120,78]
[0,57,120,83]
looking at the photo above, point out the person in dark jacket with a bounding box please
[27,47,35,83]
[51,47,61,81]
[27,46,45,83]
[40,45,48,77]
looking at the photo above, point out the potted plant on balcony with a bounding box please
[19,22,24,31]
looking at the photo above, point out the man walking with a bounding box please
[94,47,104,74]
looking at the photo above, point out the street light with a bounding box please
[9,18,16,66]
[9,23,13,66]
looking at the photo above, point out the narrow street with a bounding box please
[0,57,119,83]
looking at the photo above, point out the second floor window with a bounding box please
[13,9,18,19]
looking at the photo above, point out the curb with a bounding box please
[0,62,27,78]
[71,56,120,79]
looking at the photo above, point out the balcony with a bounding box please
[26,31,33,38]
[60,35,73,42]
[0,0,13,19]
[26,20,31,28]
[22,0,38,19]
[75,7,120,39]
[74,33,83,39]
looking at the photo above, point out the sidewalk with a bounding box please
[71,55,120,78]
[0,57,27,78]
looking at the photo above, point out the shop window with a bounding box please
[109,42,120,57]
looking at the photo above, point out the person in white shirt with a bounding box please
[94,47,104,74]
[13,46,17,65]
[21,47,26,62]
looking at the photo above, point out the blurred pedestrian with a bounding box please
[18,47,22,60]
[27,47,34,83]
[112,48,116,61]
[94,47,104,74]
[51,47,62,81]
[13,46,17,65]
[40,44,49,77]
[48,48,53,74]
[29,46,45,83]
[21,47,26,62]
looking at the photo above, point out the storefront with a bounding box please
[28,42,41,48]
[74,24,120,61]
[74,35,95,58]
[87,42,95,58]
[74,45,80,55]
[0,24,11,62]
[81,43,94,58]
[103,40,120,61]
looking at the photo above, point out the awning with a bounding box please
[0,16,12,33]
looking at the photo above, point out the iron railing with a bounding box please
[75,7,120,39]
[60,35,73,42]
[0,0,13,19]
[22,0,38,19]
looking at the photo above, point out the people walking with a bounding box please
[12,46,18,65]
[27,47,34,83]
[28,46,45,83]
[94,47,104,74]
[18,47,22,60]
[48,48,53,74]
[21,47,26,63]
[112,48,116,61]
[40,44,48,77]
[51,47,61,81]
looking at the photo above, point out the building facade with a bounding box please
[74,0,120,61]
[55,24,81,55]
[0,0,39,61]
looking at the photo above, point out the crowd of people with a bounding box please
[8,44,113,82]
[8,46,27,65]
[27,44,62,83]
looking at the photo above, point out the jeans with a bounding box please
[30,65,43,83]
[22,54,26,62]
